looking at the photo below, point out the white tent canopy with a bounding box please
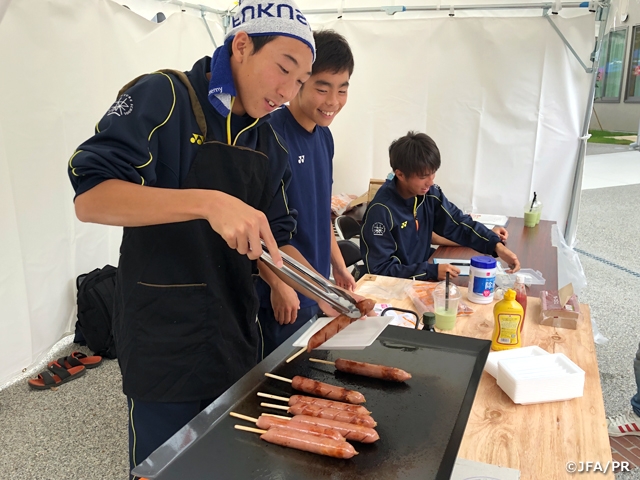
[0,0,608,386]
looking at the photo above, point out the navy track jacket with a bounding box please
[68,56,296,246]
[360,179,501,280]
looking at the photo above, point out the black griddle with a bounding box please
[132,325,490,480]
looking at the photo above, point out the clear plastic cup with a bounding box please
[432,282,461,331]
[534,201,543,225]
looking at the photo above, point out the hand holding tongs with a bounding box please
[259,241,361,319]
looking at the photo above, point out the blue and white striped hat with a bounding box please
[225,0,316,61]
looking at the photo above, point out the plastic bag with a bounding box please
[551,224,608,345]
[331,193,356,216]
[405,282,474,316]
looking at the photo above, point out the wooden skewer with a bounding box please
[286,347,307,363]
[235,425,267,434]
[261,402,290,411]
[262,413,291,420]
[257,392,289,402]
[265,372,293,383]
[309,358,335,366]
[229,412,259,423]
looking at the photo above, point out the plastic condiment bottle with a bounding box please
[513,273,527,332]
[491,289,524,351]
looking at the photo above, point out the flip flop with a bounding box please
[59,351,103,370]
[28,362,86,390]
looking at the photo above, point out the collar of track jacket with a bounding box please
[207,0,316,117]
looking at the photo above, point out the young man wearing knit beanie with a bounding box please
[67,1,351,475]
[255,30,357,357]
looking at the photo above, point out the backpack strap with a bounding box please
[116,69,207,139]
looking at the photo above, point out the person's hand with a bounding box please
[333,266,356,292]
[270,283,300,325]
[205,191,282,266]
[495,243,520,273]
[492,226,508,241]
[437,263,460,280]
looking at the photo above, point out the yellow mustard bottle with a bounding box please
[491,288,524,351]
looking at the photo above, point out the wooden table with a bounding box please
[431,217,558,297]
[356,274,613,480]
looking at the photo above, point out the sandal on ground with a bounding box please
[28,362,86,390]
[59,351,103,370]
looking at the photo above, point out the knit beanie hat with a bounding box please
[225,0,315,62]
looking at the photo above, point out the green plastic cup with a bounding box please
[534,202,542,225]
[432,282,461,331]
[524,210,537,227]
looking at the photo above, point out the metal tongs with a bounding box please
[260,241,361,319]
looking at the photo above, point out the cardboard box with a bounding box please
[367,179,386,203]
[539,283,582,329]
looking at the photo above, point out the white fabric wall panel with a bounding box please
[0,0,220,385]
[312,15,592,224]
[0,0,593,385]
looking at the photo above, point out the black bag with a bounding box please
[74,265,117,359]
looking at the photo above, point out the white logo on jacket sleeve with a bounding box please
[298,155,305,164]
[372,222,385,236]
[107,94,134,116]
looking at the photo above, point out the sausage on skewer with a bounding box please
[290,394,371,414]
[306,299,376,352]
[261,402,377,427]
[230,411,345,441]
[256,415,345,441]
[310,358,412,382]
[257,392,371,415]
[335,358,411,382]
[289,415,379,444]
[261,427,357,459]
[235,425,358,459]
[292,376,366,404]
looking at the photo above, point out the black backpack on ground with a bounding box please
[73,265,117,359]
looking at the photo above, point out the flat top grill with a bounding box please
[132,325,490,480]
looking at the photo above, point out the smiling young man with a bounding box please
[256,30,356,357]
[361,131,520,281]
[67,1,317,475]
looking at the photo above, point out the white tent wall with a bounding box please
[312,15,593,220]
[0,0,221,386]
[0,0,595,386]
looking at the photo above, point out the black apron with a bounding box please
[112,71,273,402]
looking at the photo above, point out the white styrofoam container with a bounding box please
[484,345,549,378]
[496,353,585,405]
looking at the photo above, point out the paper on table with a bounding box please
[432,258,470,276]
[374,303,418,329]
[292,314,393,350]
[469,213,509,227]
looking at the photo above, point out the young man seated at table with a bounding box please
[360,131,520,281]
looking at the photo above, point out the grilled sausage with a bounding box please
[306,313,352,352]
[290,415,379,444]
[291,376,366,404]
[260,427,358,459]
[306,299,377,352]
[287,403,377,427]
[334,358,412,382]
[289,395,371,415]
[356,298,376,316]
[256,415,344,441]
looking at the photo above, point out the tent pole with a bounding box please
[564,0,610,245]
[200,8,218,49]
[545,12,594,73]
[303,2,586,15]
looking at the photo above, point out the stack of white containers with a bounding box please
[484,346,585,405]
